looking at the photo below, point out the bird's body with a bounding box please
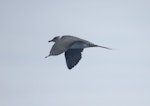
[46,35,111,69]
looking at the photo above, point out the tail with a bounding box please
[97,45,112,50]
[89,43,112,50]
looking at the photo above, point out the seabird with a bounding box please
[45,35,111,69]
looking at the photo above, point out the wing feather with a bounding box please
[65,49,83,69]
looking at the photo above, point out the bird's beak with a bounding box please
[48,40,52,42]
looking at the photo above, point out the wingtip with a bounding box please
[67,66,74,70]
[45,55,49,58]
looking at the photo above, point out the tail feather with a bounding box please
[97,45,112,50]
[89,43,112,50]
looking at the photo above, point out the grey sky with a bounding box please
[0,0,150,106]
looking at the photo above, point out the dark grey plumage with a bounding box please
[45,35,111,69]
[65,49,83,69]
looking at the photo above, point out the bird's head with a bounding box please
[48,36,60,42]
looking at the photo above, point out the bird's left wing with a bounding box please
[65,49,83,69]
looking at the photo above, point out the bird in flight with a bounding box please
[45,35,112,69]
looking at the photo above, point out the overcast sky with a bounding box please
[0,0,150,106]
